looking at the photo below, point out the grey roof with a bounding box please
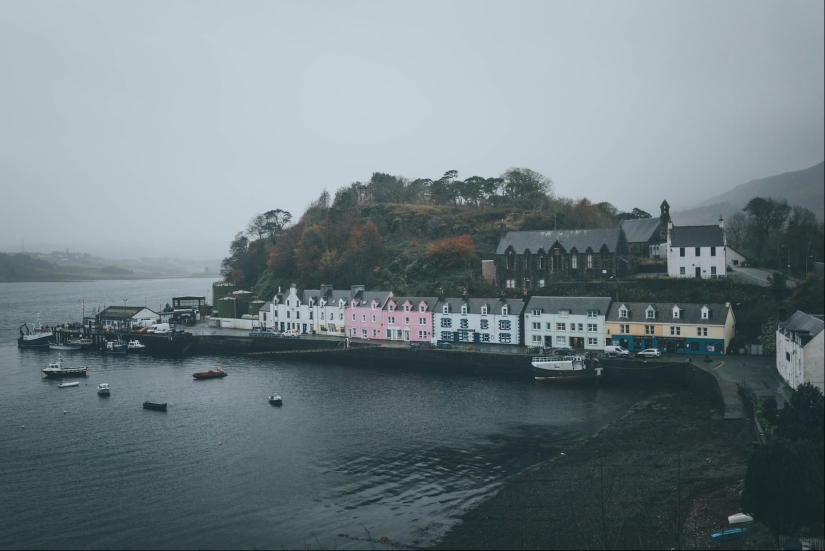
[619,217,662,244]
[606,302,731,325]
[670,225,724,247]
[435,297,527,315]
[496,228,623,255]
[385,296,439,311]
[303,288,356,304]
[99,306,154,319]
[259,301,272,312]
[351,290,393,306]
[525,296,612,315]
[779,310,824,343]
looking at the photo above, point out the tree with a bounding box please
[726,211,750,250]
[776,382,825,442]
[425,235,475,268]
[501,167,553,206]
[743,197,791,259]
[741,438,824,541]
[246,209,292,243]
[220,232,249,282]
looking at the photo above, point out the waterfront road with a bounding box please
[712,354,793,406]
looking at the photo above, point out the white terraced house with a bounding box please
[667,218,727,280]
[776,311,824,392]
[269,284,316,334]
[523,296,612,352]
[302,285,360,337]
[432,296,526,346]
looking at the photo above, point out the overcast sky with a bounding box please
[1,0,823,260]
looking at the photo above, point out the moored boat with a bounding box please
[49,341,82,351]
[18,316,54,348]
[97,383,110,395]
[41,354,89,378]
[532,355,594,383]
[57,381,79,388]
[104,339,128,355]
[143,401,167,411]
[268,394,283,406]
[127,339,146,351]
[193,367,227,380]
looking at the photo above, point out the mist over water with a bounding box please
[0,279,646,549]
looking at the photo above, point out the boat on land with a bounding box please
[193,367,227,380]
[18,316,54,348]
[97,383,110,395]
[41,354,89,378]
[268,394,283,406]
[532,355,593,383]
[127,339,147,351]
[57,381,79,388]
[105,339,128,355]
[143,401,167,411]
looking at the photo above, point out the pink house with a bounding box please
[382,297,438,343]
[346,290,393,340]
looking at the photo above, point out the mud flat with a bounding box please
[432,385,755,550]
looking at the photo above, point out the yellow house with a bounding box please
[604,302,735,355]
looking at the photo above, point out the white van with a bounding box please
[604,345,630,357]
[148,323,170,334]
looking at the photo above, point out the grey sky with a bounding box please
[1,0,822,260]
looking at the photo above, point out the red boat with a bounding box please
[193,367,227,380]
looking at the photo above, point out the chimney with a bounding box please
[462,289,469,303]
[718,216,724,229]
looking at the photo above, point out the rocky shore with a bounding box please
[432,384,756,550]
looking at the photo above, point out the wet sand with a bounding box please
[433,385,754,550]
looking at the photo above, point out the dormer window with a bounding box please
[404,305,410,312]
[532,309,541,316]
[645,307,655,319]
[443,305,449,314]
[481,306,488,315]
[619,308,628,319]
[701,306,709,320]
[372,303,376,310]
[672,306,680,319]
[461,305,467,314]
[559,309,569,318]
[419,305,425,312]
[502,306,509,316]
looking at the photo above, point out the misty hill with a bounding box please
[672,162,824,225]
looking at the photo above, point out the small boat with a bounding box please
[268,394,283,406]
[143,401,167,411]
[57,381,79,388]
[78,337,94,350]
[532,355,594,383]
[97,383,110,395]
[49,341,82,351]
[104,339,128,355]
[193,367,227,380]
[710,527,749,542]
[127,339,147,351]
[18,315,54,348]
[41,354,89,378]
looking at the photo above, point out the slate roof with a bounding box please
[525,296,612,316]
[435,297,527,315]
[606,302,731,325]
[385,296,439,311]
[259,301,272,312]
[495,229,623,255]
[779,310,824,344]
[99,306,154,319]
[619,217,662,244]
[351,290,393,307]
[670,225,725,247]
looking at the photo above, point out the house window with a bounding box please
[388,316,395,324]
[711,267,717,276]
[320,312,325,320]
[555,336,566,345]
[362,314,366,322]
[646,309,655,319]
[441,331,452,341]
[419,305,425,312]
[537,255,543,270]
[786,351,791,361]
[619,308,628,318]
[588,337,598,346]
[405,317,409,325]
[571,255,578,269]
[459,331,471,341]
[587,310,598,318]
[296,312,301,319]
[480,319,489,330]
[710,247,716,256]
[697,327,708,336]
[588,324,598,332]
[404,305,410,312]
[419,317,426,325]
[587,254,593,269]
[481,307,488,315]
[670,326,680,336]
[680,267,685,275]
[443,305,450,314]
[645,325,655,335]
[546,322,553,330]
[372,329,378,337]
[499,333,512,344]
[506,253,514,270]
[557,323,566,331]
[418,330,427,339]
[481,333,491,342]
[539,279,545,287]
[461,305,467,314]
[673,308,680,319]
[559,310,569,318]
[287,311,291,319]
[499,320,511,330]
[372,314,376,322]
[532,322,541,330]
[372,303,376,310]
[695,247,701,256]
[362,329,368,338]
[680,248,685,257]
[459,319,469,329]
[701,309,709,319]
[352,313,356,321]
[532,335,543,343]
[532,309,541,316]
[506,279,516,289]
[620,324,629,333]
[502,306,508,315]
[441,318,452,328]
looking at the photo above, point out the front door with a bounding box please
[404,330,409,342]
[695,267,701,278]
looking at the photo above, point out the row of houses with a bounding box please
[491,200,746,288]
[259,284,736,355]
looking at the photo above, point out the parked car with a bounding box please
[554,346,576,356]
[604,345,630,357]
[280,330,300,338]
[636,348,662,358]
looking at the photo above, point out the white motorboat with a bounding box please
[268,394,283,406]
[532,355,591,383]
[57,381,79,388]
[127,339,146,350]
[97,383,110,395]
[41,354,89,378]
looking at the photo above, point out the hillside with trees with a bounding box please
[220,168,654,300]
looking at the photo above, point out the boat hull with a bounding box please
[49,344,82,351]
[193,371,227,379]
[143,402,167,411]
[18,335,52,348]
[42,368,88,378]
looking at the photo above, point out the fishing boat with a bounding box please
[104,339,128,355]
[532,355,594,383]
[143,401,167,411]
[127,339,147,351]
[268,394,283,406]
[193,367,227,380]
[97,383,110,395]
[41,354,89,378]
[18,315,54,348]
[57,381,79,388]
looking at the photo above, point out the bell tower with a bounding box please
[659,200,670,241]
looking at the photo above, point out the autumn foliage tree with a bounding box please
[426,235,475,268]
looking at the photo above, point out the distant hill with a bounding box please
[672,162,824,225]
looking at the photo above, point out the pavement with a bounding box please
[711,353,793,408]
[728,266,797,288]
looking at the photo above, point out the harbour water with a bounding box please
[0,279,647,549]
